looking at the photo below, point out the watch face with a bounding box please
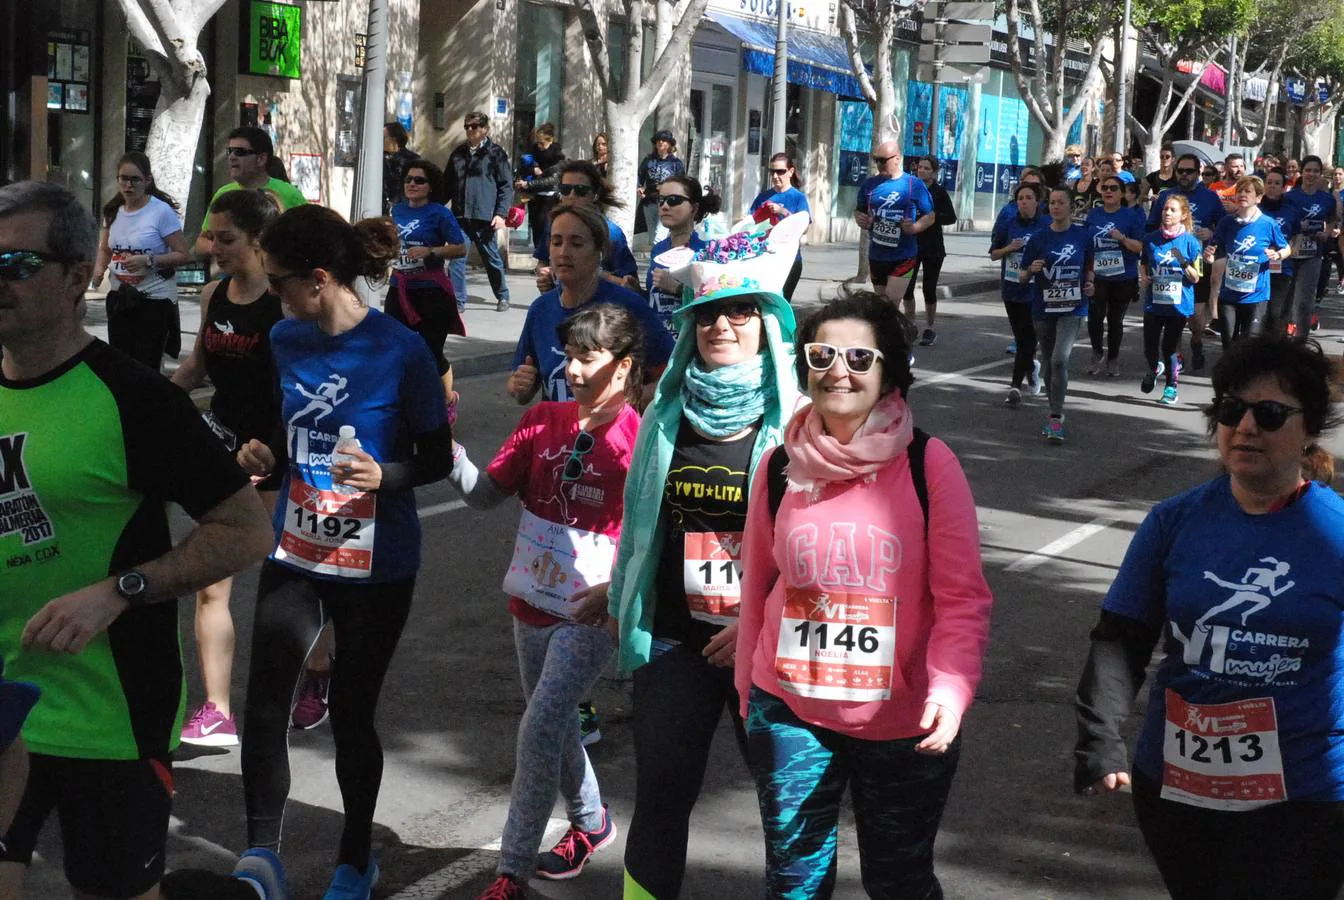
[118,571,146,596]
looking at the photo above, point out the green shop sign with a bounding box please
[245,1,301,78]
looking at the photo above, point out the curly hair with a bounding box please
[795,285,915,398]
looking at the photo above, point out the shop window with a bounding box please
[514,2,565,159]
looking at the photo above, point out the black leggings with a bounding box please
[1088,279,1134,359]
[241,560,414,868]
[782,257,804,301]
[384,282,463,376]
[1142,313,1186,386]
[903,255,945,313]
[1217,300,1268,347]
[106,294,173,373]
[1004,299,1037,388]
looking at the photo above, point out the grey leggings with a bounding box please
[498,617,616,877]
[1036,314,1083,416]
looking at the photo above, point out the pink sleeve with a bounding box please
[921,439,994,720]
[735,447,782,719]
[485,405,543,497]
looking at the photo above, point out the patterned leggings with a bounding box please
[745,687,960,900]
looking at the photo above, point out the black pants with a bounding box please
[1217,300,1268,347]
[384,282,462,376]
[1003,300,1037,388]
[625,643,747,899]
[1087,279,1134,359]
[1142,313,1185,386]
[1318,245,1339,297]
[782,257,804,301]
[1266,272,1295,334]
[1132,773,1344,900]
[106,292,173,373]
[242,560,415,868]
[902,255,945,314]
[527,194,558,258]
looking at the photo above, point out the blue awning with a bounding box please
[705,11,865,99]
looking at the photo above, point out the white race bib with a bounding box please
[774,587,897,702]
[1153,273,1182,304]
[275,480,376,578]
[1161,690,1286,810]
[1224,254,1259,294]
[682,531,743,625]
[1094,250,1125,278]
[501,509,616,619]
[1003,252,1022,282]
[1043,283,1082,313]
[871,215,904,245]
[393,249,425,272]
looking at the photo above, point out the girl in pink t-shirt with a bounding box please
[734,289,993,898]
[447,305,643,898]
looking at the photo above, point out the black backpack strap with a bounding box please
[909,428,930,534]
[767,445,790,520]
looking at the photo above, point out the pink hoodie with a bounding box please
[734,439,993,740]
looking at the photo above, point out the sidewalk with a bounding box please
[83,232,998,382]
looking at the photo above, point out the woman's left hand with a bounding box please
[1083,280,1095,297]
[332,446,383,492]
[703,623,739,667]
[915,702,960,755]
[407,246,433,260]
[572,583,610,627]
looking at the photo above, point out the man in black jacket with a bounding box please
[445,112,514,311]
[382,122,419,214]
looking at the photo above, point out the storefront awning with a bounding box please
[705,11,866,99]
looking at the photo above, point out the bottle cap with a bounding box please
[338,425,356,439]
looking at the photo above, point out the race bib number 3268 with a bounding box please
[775,587,896,702]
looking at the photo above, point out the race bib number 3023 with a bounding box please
[1160,689,1286,810]
[775,586,897,702]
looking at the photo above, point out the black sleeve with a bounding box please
[1073,608,1162,792]
[378,421,454,491]
[493,148,514,218]
[935,186,957,226]
[443,151,460,211]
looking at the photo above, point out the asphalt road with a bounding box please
[23,286,1344,899]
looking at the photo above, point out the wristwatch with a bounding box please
[114,570,150,607]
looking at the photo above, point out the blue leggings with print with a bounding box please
[746,687,960,900]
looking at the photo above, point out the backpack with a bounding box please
[766,428,931,532]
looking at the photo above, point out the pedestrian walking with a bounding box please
[446,111,515,312]
[636,130,686,243]
[514,123,565,260]
[382,121,419,213]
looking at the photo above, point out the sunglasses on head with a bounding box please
[226,146,258,158]
[803,342,885,375]
[656,194,689,207]
[693,300,759,327]
[1214,396,1304,431]
[562,431,596,481]
[403,175,429,185]
[0,250,71,282]
[558,183,596,198]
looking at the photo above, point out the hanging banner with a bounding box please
[904,82,934,157]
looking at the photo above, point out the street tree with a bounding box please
[115,0,228,216]
[576,0,712,238]
[1284,14,1344,159]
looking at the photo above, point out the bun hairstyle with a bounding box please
[659,174,722,223]
[260,205,399,286]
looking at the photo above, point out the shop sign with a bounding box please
[245,1,302,79]
[706,0,833,33]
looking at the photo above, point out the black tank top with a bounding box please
[201,276,283,449]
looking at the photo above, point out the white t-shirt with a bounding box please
[108,195,181,299]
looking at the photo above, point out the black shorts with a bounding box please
[1194,271,1211,306]
[1,753,173,897]
[870,256,919,287]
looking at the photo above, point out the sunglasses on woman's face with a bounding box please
[0,249,69,282]
[656,194,689,207]
[1214,396,1304,431]
[562,430,596,481]
[693,300,759,327]
[558,183,596,198]
[770,168,790,176]
[803,342,885,375]
[403,175,429,185]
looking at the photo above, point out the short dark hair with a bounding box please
[1302,155,1324,171]
[464,112,488,128]
[1175,153,1201,170]
[795,286,915,398]
[1206,336,1341,439]
[557,303,646,404]
[1224,153,1245,165]
[1015,182,1043,203]
[403,159,447,204]
[228,126,274,161]
[209,188,280,237]
[384,121,410,149]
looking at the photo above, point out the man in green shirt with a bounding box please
[0,181,277,899]
[194,126,307,258]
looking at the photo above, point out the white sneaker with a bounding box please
[1026,359,1043,396]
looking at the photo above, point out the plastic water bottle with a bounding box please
[331,426,361,495]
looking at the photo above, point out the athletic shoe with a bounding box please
[579,703,601,747]
[181,702,239,747]
[535,805,617,880]
[1004,387,1021,408]
[323,857,379,900]
[1026,359,1042,395]
[1106,358,1121,377]
[291,667,331,731]
[907,352,916,369]
[919,328,937,347]
[1190,344,1205,373]
[1140,369,1157,394]
[232,848,292,900]
[1006,341,1017,354]
[1087,352,1105,375]
[1159,386,1179,405]
[477,875,527,899]
[1336,280,1343,295]
[1044,415,1066,443]
[496,297,510,312]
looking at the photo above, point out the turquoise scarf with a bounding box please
[680,355,772,438]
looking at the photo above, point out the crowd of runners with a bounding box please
[2,114,1344,900]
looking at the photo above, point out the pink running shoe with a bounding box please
[291,668,331,730]
[181,702,239,747]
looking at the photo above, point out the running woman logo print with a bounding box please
[288,374,350,426]
[0,433,55,547]
[1232,235,1259,255]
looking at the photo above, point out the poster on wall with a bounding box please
[935,87,967,162]
[64,84,89,112]
[289,153,322,203]
[975,94,1030,194]
[48,30,93,117]
[334,76,362,168]
[839,101,873,152]
[905,82,933,157]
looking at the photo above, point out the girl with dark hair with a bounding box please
[1137,193,1203,406]
[990,182,1046,408]
[92,150,192,373]
[235,204,454,899]
[389,158,468,423]
[533,159,640,294]
[749,153,810,301]
[736,288,993,899]
[1076,335,1344,900]
[1084,176,1146,376]
[171,189,284,750]
[904,155,957,346]
[450,304,646,899]
[592,132,610,179]
[647,174,721,334]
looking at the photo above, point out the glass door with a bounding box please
[689,82,736,215]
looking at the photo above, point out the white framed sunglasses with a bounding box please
[803,342,885,374]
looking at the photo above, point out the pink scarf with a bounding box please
[782,391,915,497]
[1160,224,1187,240]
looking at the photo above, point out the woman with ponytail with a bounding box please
[1076,336,1344,900]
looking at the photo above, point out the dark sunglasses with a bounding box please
[1176,167,1199,175]
[403,175,430,185]
[872,154,894,164]
[562,431,596,481]
[1214,396,1304,431]
[803,342,885,374]
[116,174,144,185]
[656,194,690,207]
[0,250,71,282]
[1100,184,1121,191]
[558,183,596,198]
[266,272,307,291]
[226,147,258,158]
[693,300,759,327]
[465,122,487,130]
[769,168,790,175]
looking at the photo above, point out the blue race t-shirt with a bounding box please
[1211,212,1288,305]
[646,233,706,336]
[535,218,639,282]
[1287,188,1337,258]
[1260,198,1302,279]
[1142,230,1202,316]
[1104,477,1344,803]
[390,201,466,285]
[990,213,1044,303]
[1085,205,1146,281]
[270,309,448,583]
[1021,224,1092,318]
[512,280,674,402]
[857,174,933,262]
[1149,184,1227,235]
[750,187,810,262]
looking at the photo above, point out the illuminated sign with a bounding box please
[245,1,302,79]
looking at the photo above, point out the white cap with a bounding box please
[338,425,356,439]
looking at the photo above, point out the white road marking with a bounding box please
[386,818,570,899]
[1004,516,1118,573]
[418,499,467,520]
[913,357,1012,388]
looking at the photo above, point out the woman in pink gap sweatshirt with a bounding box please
[733,289,993,900]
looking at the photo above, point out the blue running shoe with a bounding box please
[233,848,291,900]
[1045,415,1066,443]
[1159,386,1179,405]
[324,857,380,900]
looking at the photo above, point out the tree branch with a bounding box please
[632,0,710,111]
[575,0,613,100]
[839,2,879,104]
